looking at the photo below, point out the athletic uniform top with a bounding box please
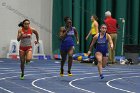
[61,26,75,41]
[20,27,32,47]
[91,21,97,35]
[66,27,74,36]
[95,33,108,56]
[60,27,75,51]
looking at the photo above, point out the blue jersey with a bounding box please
[95,33,108,56]
[60,27,75,52]
[66,27,75,36]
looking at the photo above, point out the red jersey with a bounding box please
[20,27,32,47]
[104,17,118,34]
[21,27,32,36]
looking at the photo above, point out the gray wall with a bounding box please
[0,0,53,58]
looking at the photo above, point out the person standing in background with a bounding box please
[104,11,119,64]
[86,15,99,56]
[86,15,99,41]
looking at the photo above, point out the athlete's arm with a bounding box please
[17,29,22,42]
[32,28,39,44]
[59,27,67,40]
[88,34,98,55]
[73,27,79,44]
[86,30,91,40]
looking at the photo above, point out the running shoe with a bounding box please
[60,69,64,77]
[100,74,104,79]
[68,71,73,76]
[20,73,24,80]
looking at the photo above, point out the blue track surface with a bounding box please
[0,59,139,93]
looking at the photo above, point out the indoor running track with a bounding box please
[0,59,140,93]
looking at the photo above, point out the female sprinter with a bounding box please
[17,19,39,80]
[87,24,113,79]
[59,17,79,76]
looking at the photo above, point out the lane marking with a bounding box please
[0,87,14,93]
[32,71,139,93]
[0,60,4,62]
[0,68,12,70]
[31,72,102,93]
[0,71,41,75]
[106,76,140,93]
[32,76,58,93]
[0,72,59,93]
[4,80,41,93]
[69,73,140,93]
[1,66,139,93]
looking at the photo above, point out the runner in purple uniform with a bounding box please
[87,24,113,79]
[59,17,79,76]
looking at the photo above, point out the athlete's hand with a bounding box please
[77,41,79,45]
[110,44,113,50]
[85,36,88,40]
[87,51,91,56]
[19,32,23,37]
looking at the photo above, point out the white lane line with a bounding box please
[0,70,16,71]
[0,70,135,76]
[0,71,95,93]
[19,69,86,73]
[0,67,139,93]
[0,60,4,62]
[0,68,12,70]
[31,72,97,93]
[0,87,14,93]
[0,72,59,81]
[31,70,140,93]
[0,72,58,93]
[107,68,140,71]
[0,75,23,93]
[106,76,140,93]
[32,76,58,93]
[0,74,45,93]
[69,73,140,93]
[70,77,96,93]
[54,61,60,64]
[31,72,101,93]
[4,80,41,93]
[0,71,41,75]
[27,67,87,71]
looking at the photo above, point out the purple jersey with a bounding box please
[95,33,108,56]
[60,27,75,52]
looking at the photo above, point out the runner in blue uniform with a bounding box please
[59,17,79,76]
[88,24,113,79]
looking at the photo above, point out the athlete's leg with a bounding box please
[19,50,26,79]
[95,52,104,79]
[95,52,103,75]
[60,50,67,76]
[67,47,74,76]
[25,48,32,64]
[102,56,108,68]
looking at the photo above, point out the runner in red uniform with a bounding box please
[17,19,39,80]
